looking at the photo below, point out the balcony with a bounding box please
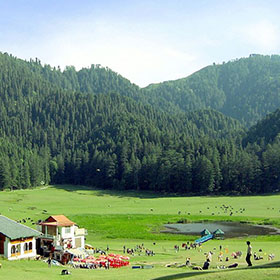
[74,228,87,236]
[42,233,56,239]
[42,233,61,243]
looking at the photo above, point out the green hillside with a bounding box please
[1,52,280,195]
[244,108,280,145]
[144,54,280,127]
[242,109,280,192]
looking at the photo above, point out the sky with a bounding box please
[1,0,280,87]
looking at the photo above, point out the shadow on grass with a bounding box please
[50,184,178,199]
[49,184,280,200]
[152,261,280,280]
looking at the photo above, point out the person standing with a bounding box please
[246,241,252,266]
[206,251,213,262]
[47,257,52,268]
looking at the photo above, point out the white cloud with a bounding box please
[2,1,280,87]
[34,20,198,87]
[241,20,280,51]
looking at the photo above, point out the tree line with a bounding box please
[0,52,280,194]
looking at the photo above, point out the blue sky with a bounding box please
[1,0,280,86]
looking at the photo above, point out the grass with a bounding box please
[0,185,280,279]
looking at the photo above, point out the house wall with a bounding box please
[7,237,37,260]
[60,225,75,248]
[47,226,57,236]
[61,225,75,239]
[0,233,5,255]
[74,236,85,248]
[4,238,9,258]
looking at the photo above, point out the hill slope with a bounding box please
[143,54,280,127]
[244,108,280,145]
[0,52,247,194]
[1,51,280,195]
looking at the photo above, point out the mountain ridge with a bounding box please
[142,54,280,127]
[0,51,280,195]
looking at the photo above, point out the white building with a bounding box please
[38,215,87,259]
[0,215,41,260]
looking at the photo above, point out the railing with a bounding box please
[42,233,61,239]
[42,233,56,239]
[42,234,62,247]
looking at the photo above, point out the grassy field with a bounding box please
[0,185,280,279]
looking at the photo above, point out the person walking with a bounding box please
[246,241,252,266]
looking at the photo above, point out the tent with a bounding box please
[213,229,225,239]
[200,229,211,236]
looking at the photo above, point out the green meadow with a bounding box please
[0,185,280,279]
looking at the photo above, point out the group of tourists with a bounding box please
[123,244,155,257]
[182,242,198,250]
[186,240,261,270]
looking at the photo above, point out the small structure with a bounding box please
[200,229,211,237]
[213,229,225,239]
[37,215,87,260]
[0,215,41,260]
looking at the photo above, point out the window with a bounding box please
[11,245,16,254]
[24,243,29,251]
[65,227,71,234]
[16,244,21,253]
[29,242,33,251]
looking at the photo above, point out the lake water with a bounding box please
[162,222,280,238]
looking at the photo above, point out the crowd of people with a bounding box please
[183,240,276,271]
[123,243,155,257]
[42,240,276,273]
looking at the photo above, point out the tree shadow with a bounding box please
[153,270,216,280]
[50,184,175,199]
[48,184,280,200]
[152,261,280,280]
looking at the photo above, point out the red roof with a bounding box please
[40,215,75,227]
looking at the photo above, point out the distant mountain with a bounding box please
[9,52,280,128]
[143,54,280,127]
[0,52,139,98]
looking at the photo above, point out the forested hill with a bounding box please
[0,52,140,98]
[5,52,280,128]
[0,51,280,195]
[243,108,280,145]
[143,54,280,127]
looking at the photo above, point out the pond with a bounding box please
[162,221,280,238]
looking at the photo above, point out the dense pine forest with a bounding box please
[1,52,280,194]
